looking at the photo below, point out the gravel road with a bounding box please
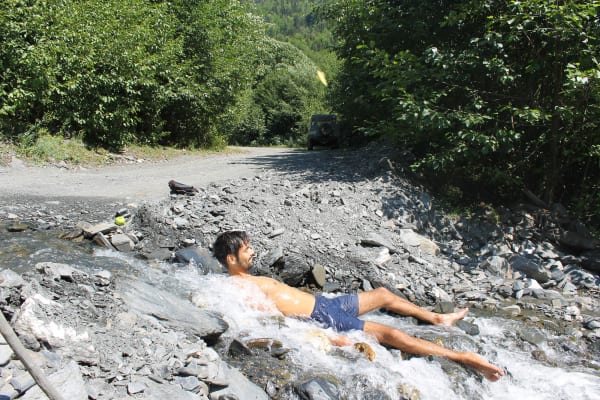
[0,147,305,202]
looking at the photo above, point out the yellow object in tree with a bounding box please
[317,70,328,86]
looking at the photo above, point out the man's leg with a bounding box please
[358,287,467,326]
[363,321,504,381]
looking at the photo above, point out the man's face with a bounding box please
[234,241,255,270]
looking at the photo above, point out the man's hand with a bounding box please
[354,342,376,361]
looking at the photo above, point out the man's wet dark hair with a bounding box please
[213,230,250,267]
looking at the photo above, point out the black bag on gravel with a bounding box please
[168,180,199,196]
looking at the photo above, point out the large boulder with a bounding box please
[118,280,228,345]
[508,255,552,283]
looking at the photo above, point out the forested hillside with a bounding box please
[244,0,339,77]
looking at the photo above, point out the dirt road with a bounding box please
[0,147,305,202]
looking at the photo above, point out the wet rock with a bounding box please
[585,320,600,330]
[174,248,223,274]
[209,361,268,400]
[143,248,173,261]
[110,233,134,252]
[455,320,480,336]
[519,328,545,346]
[0,270,25,288]
[295,377,339,400]
[228,339,253,358]
[119,280,228,345]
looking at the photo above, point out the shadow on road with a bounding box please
[234,148,382,184]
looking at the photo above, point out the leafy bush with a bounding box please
[323,0,600,225]
[0,0,262,150]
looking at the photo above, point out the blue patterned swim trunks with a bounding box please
[310,294,365,332]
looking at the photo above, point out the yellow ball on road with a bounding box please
[115,216,126,226]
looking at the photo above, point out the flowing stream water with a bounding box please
[2,229,599,400]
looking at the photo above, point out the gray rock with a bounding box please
[173,217,189,229]
[311,264,326,288]
[360,232,398,253]
[21,361,87,400]
[143,379,200,400]
[262,246,284,267]
[83,223,116,238]
[509,255,552,283]
[209,361,268,400]
[295,377,339,400]
[175,376,201,391]
[0,345,12,365]
[480,256,511,277]
[398,229,440,255]
[519,328,545,346]
[174,248,223,273]
[92,232,115,249]
[128,381,148,395]
[10,372,35,393]
[455,320,480,336]
[585,320,600,330]
[144,248,174,261]
[268,228,285,238]
[0,270,25,288]
[110,233,134,252]
[277,254,311,286]
[119,280,228,345]
[35,262,84,281]
[0,385,18,400]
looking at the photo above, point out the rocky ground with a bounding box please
[0,145,599,399]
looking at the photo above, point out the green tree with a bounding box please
[323,0,600,223]
[0,0,264,150]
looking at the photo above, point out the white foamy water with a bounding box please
[96,252,600,400]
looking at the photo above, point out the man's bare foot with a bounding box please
[459,352,505,382]
[435,308,469,326]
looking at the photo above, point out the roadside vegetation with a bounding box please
[1,0,598,228]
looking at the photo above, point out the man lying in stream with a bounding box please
[213,230,505,382]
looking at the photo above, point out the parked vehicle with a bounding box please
[307,114,338,150]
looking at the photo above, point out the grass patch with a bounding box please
[0,141,14,167]
[12,134,252,167]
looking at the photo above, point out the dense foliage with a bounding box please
[323,0,600,223]
[0,0,332,149]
